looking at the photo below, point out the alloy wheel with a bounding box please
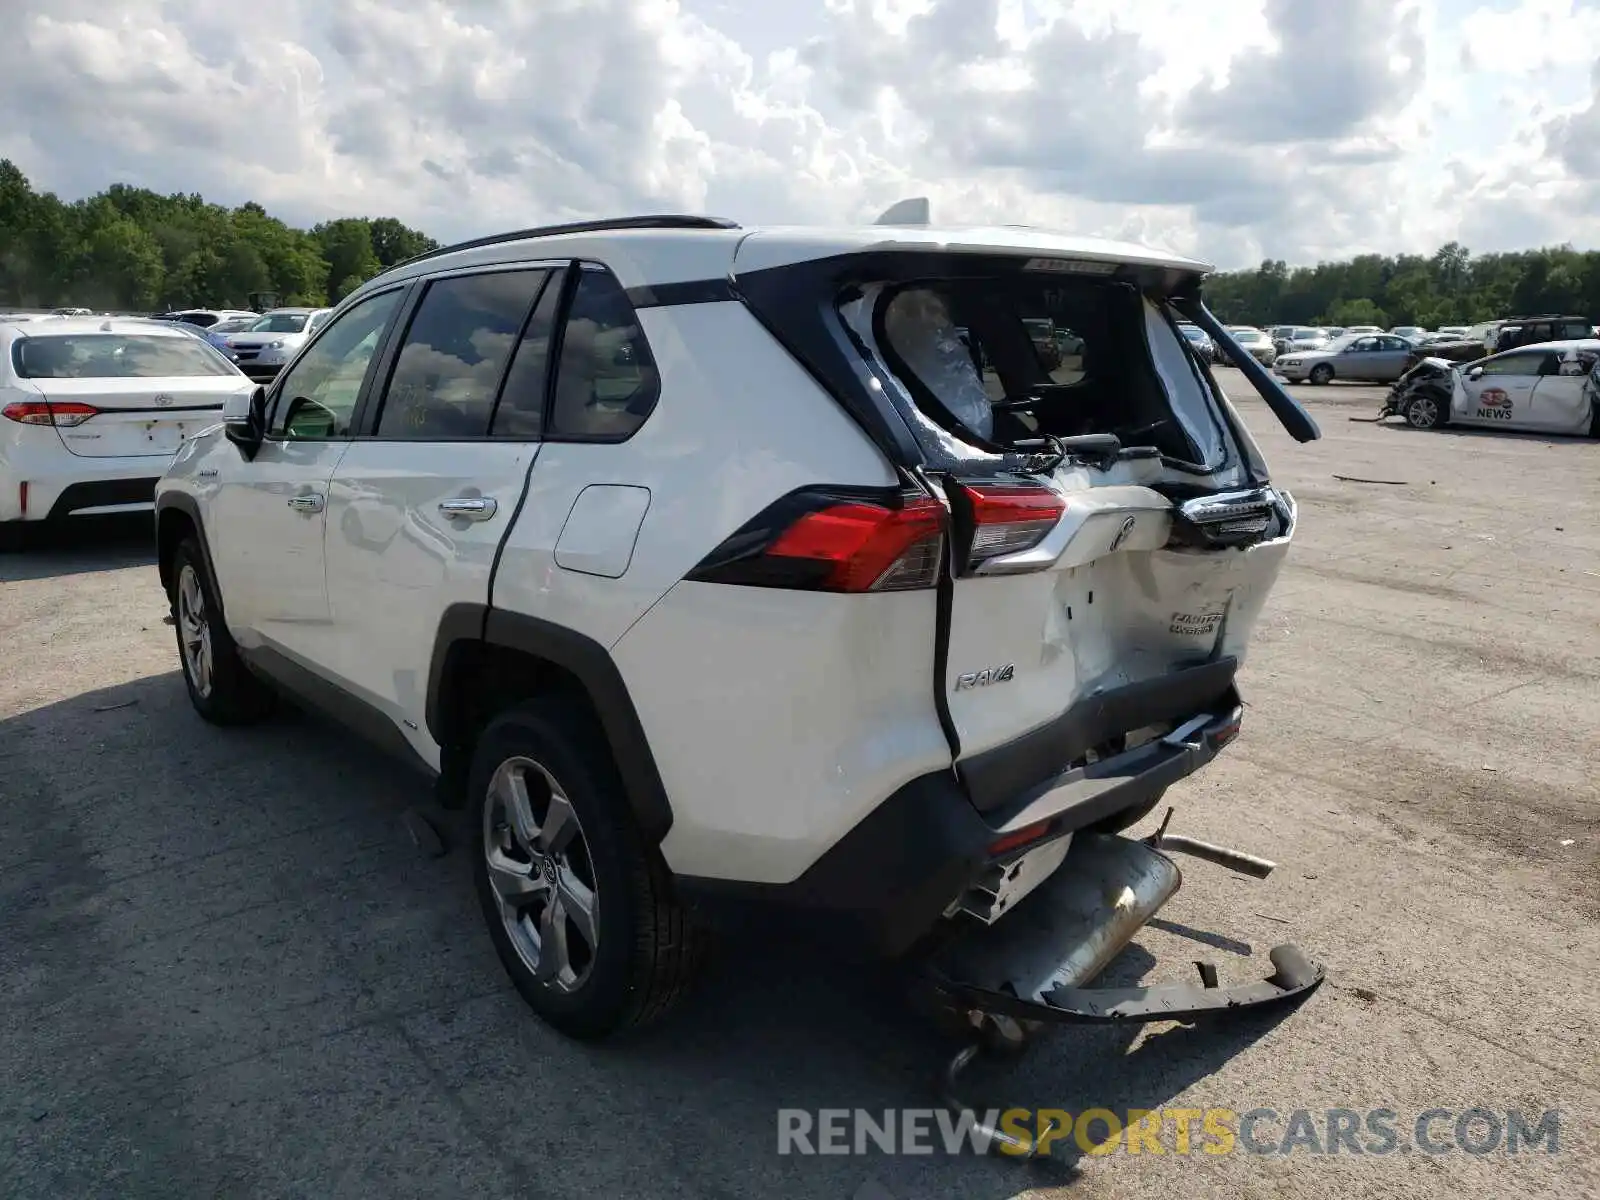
[1407,397,1438,428]
[483,756,600,992]
[177,564,214,698]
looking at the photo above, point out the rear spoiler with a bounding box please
[1174,297,1322,443]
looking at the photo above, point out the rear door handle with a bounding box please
[438,496,498,522]
[287,493,324,514]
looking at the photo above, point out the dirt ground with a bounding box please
[2,370,1597,1199]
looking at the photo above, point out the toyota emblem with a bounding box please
[153,394,174,408]
[1108,514,1137,553]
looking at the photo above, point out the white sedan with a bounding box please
[1,316,254,548]
[1406,339,1600,435]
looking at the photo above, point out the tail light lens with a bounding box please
[955,482,1066,564]
[687,487,945,593]
[1,401,100,427]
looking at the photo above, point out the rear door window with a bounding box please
[373,270,550,439]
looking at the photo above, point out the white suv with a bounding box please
[154,211,1322,1040]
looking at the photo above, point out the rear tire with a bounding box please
[169,538,275,724]
[470,701,703,1040]
[1308,364,1334,385]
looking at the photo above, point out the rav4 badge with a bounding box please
[954,664,1015,691]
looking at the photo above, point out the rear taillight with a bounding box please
[1,401,99,427]
[954,482,1066,565]
[687,488,945,592]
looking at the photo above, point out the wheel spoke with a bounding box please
[536,895,573,984]
[498,767,539,853]
[538,792,578,856]
[554,865,598,950]
[486,849,544,911]
[196,632,213,694]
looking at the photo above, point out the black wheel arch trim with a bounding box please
[154,492,222,614]
[426,604,674,844]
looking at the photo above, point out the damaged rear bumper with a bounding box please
[676,685,1247,957]
[922,832,1323,1029]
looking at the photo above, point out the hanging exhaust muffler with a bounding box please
[919,831,1324,1156]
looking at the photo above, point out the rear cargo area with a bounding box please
[826,254,1296,814]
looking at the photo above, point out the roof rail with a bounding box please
[392,214,742,272]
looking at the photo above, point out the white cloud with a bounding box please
[0,0,1595,269]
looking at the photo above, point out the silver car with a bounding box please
[1275,333,1415,384]
[221,307,334,381]
[1223,326,1278,366]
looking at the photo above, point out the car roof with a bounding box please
[356,214,1212,300]
[1499,338,1600,355]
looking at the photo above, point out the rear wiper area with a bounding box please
[1013,433,1125,471]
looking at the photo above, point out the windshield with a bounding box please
[248,312,310,334]
[1231,329,1263,343]
[13,333,238,378]
[1180,326,1206,341]
[1293,328,1323,339]
[210,318,253,334]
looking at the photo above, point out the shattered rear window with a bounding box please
[857,273,1233,471]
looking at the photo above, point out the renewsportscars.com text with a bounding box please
[776,1106,1562,1157]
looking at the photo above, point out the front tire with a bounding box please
[470,702,702,1040]
[169,538,275,724]
[1404,391,1447,430]
[1309,364,1334,385]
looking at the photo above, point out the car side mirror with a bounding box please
[1467,366,1485,381]
[224,386,267,460]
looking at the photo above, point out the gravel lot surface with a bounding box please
[3,370,1596,1199]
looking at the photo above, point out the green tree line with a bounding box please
[6,158,1599,329]
[1206,242,1600,330]
[0,160,439,313]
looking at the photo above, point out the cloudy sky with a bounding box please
[1,0,1598,270]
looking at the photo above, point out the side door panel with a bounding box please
[321,265,563,765]
[208,287,407,664]
[1375,337,1412,380]
[1343,337,1378,379]
[1526,363,1591,433]
[1453,351,1547,426]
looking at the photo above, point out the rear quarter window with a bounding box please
[546,265,660,441]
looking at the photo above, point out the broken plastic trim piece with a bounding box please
[926,942,1323,1027]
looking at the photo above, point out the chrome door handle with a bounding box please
[287,493,325,514]
[438,496,498,521]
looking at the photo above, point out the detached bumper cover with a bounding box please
[921,833,1324,1026]
[927,943,1324,1026]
